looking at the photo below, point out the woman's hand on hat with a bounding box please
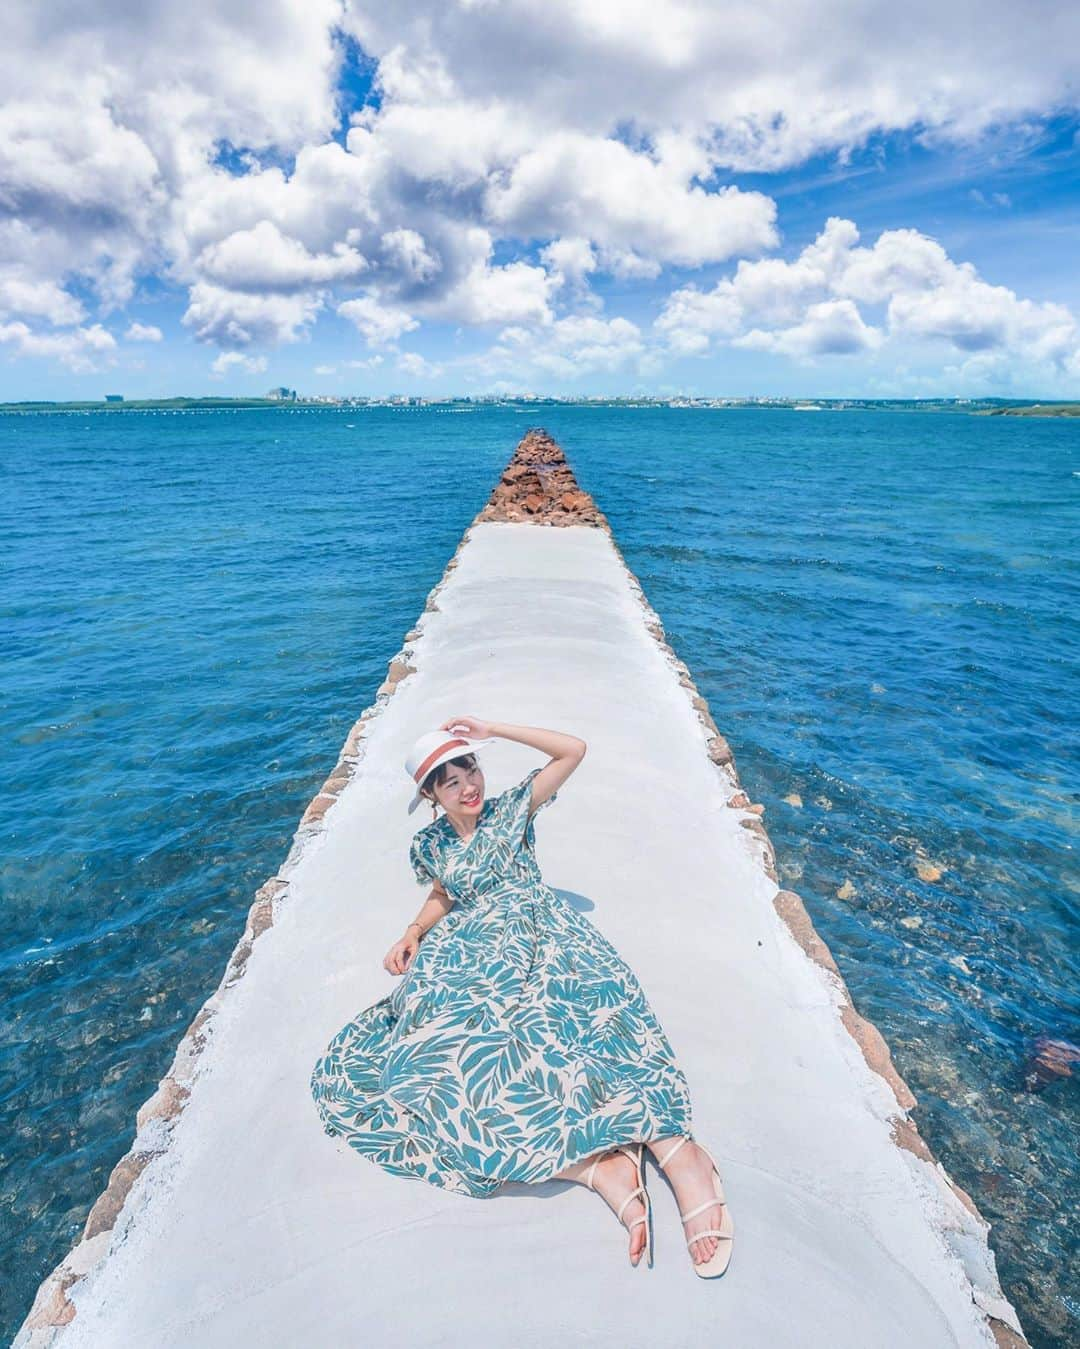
[440,715,495,740]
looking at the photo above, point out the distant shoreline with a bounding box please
[981,403,1080,418]
[2,395,1078,415]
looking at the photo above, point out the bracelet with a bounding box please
[407,921,425,938]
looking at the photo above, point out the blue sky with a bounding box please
[2,2,1079,400]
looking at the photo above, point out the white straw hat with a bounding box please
[405,730,495,814]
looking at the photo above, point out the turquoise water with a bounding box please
[1,406,1076,1345]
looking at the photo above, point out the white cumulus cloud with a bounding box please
[196,221,368,293]
[474,314,650,382]
[397,350,442,378]
[0,0,1077,385]
[0,320,116,372]
[183,281,323,348]
[210,351,268,376]
[657,217,1080,374]
[735,299,883,359]
[124,322,163,342]
[338,294,419,347]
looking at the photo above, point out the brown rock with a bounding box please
[988,1318,1029,1349]
[1022,1036,1080,1092]
[84,1152,154,1240]
[246,894,274,940]
[254,876,287,905]
[136,1077,190,1131]
[342,717,366,755]
[707,736,734,766]
[23,1269,78,1329]
[186,1005,212,1038]
[842,1004,918,1111]
[225,939,253,981]
[474,429,605,528]
[300,793,337,826]
[321,763,351,795]
[774,890,918,1113]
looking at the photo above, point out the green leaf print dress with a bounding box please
[310,766,693,1196]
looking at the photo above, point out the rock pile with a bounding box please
[474,429,608,527]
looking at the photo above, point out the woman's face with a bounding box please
[432,757,484,816]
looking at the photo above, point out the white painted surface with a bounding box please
[59,523,1002,1348]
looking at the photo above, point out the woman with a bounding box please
[310,717,734,1275]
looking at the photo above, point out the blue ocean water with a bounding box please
[1,406,1076,1345]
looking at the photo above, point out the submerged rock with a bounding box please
[1021,1036,1080,1093]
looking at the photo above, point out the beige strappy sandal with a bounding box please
[655,1135,734,1278]
[583,1143,653,1268]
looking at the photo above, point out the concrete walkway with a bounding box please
[18,449,1023,1347]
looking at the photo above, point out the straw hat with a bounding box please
[405,730,495,814]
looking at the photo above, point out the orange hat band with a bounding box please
[413,738,473,784]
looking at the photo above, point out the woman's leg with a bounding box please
[645,1136,723,1266]
[554,1149,649,1266]
[551,1154,597,1183]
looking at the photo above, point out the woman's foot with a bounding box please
[649,1138,724,1267]
[556,1151,649,1266]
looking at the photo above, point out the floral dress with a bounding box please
[310,767,693,1197]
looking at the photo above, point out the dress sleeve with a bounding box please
[409,832,437,887]
[500,766,559,851]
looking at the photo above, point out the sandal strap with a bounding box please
[615,1184,645,1223]
[679,1194,726,1223]
[582,1148,650,1236]
[686,1229,731,1247]
[655,1135,691,1170]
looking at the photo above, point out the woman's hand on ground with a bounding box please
[440,715,495,740]
[384,933,419,975]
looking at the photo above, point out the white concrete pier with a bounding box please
[18,438,1024,1348]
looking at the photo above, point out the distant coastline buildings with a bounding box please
[2,394,1070,416]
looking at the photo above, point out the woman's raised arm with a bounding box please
[439,715,586,813]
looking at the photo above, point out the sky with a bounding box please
[1,1,1079,401]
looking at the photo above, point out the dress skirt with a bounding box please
[310,768,693,1197]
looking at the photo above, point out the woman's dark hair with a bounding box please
[421,753,479,807]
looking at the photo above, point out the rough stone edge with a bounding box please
[14,523,480,1348]
[17,430,1026,1348]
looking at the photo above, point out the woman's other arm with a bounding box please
[384,880,454,975]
